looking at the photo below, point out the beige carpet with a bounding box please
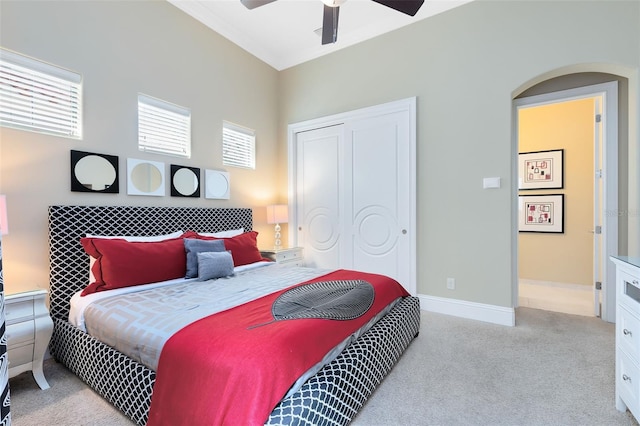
[9,307,639,426]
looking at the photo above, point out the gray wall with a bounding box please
[278,0,640,307]
[0,1,280,294]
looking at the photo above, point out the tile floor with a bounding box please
[519,280,596,317]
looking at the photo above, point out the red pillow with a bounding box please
[195,231,267,267]
[80,235,190,296]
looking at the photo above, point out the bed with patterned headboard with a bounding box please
[48,205,420,425]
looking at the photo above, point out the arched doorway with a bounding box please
[512,71,631,323]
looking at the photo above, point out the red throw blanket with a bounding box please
[146,269,409,426]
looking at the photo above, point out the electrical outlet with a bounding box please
[446,277,455,290]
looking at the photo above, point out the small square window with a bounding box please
[223,121,255,169]
[138,93,191,158]
[0,48,82,139]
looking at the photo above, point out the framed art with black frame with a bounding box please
[519,194,564,233]
[170,164,201,198]
[70,150,119,193]
[518,149,564,190]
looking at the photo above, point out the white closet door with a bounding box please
[296,124,345,270]
[293,99,415,294]
[346,111,412,289]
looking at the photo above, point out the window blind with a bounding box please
[138,93,191,158]
[223,121,255,169]
[0,48,82,139]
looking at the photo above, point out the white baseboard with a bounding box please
[418,294,515,327]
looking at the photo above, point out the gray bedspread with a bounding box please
[83,264,331,371]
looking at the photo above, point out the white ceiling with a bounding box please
[167,0,473,71]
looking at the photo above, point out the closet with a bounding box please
[288,98,417,295]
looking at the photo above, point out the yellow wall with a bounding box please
[518,98,595,286]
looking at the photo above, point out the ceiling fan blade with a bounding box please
[371,0,424,16]
[322,4,340,45]
[240,0,277,10]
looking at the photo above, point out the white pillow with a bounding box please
[86,230,184,282]
[197,228,244,238]
[85,230,184,242]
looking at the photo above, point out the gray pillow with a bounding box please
[197,251,234,281]
[184,238,225,278]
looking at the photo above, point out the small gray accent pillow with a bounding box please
[197,251,234,281]
[184,238,225,278]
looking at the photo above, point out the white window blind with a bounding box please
[138,93,191,158]
[223,121,255,169]
[0,48,82,139]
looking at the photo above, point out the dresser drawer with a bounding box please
[5,299,34,324]
[619,304,640,361]
[619,270,640,313]
[8,343,35,370]
[6,321,35,346]
[619,349,640,413]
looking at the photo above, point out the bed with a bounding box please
[48,205,420,425]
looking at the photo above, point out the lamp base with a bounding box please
[274,223,282,249]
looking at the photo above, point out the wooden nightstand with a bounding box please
[260,247,304,267]
[6,289,53,389]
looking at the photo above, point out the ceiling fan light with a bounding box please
[322,0,347,7]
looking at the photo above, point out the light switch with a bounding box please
[483,177,501,189]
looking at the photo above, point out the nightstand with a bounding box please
[6,289,53,390]
[260,247,304,267]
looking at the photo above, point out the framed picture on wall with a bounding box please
[519,194,564,233]
[518,149,564,190]
[70,150,119,193]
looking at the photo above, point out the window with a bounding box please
[223,121,255,169]
[138,93,191,158]
[0,48,82,139]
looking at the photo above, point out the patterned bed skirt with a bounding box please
[50,296,420,426]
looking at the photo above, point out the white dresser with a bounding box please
[612,256,640,420]
[260,247,304,267]
[6,289,53,389]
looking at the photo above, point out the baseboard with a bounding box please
[418,294,515,327]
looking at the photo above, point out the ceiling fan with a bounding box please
[240,0,425,45]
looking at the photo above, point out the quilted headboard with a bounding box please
[48,205,253,321]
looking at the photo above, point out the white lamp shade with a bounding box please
[266,204,288,224]
[0,194,8,235]
[322,0,347,6]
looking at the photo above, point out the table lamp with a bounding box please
[266,204,288,249]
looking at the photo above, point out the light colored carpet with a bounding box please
[9,307,639,426]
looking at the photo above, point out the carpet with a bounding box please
[9,307,639,426]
